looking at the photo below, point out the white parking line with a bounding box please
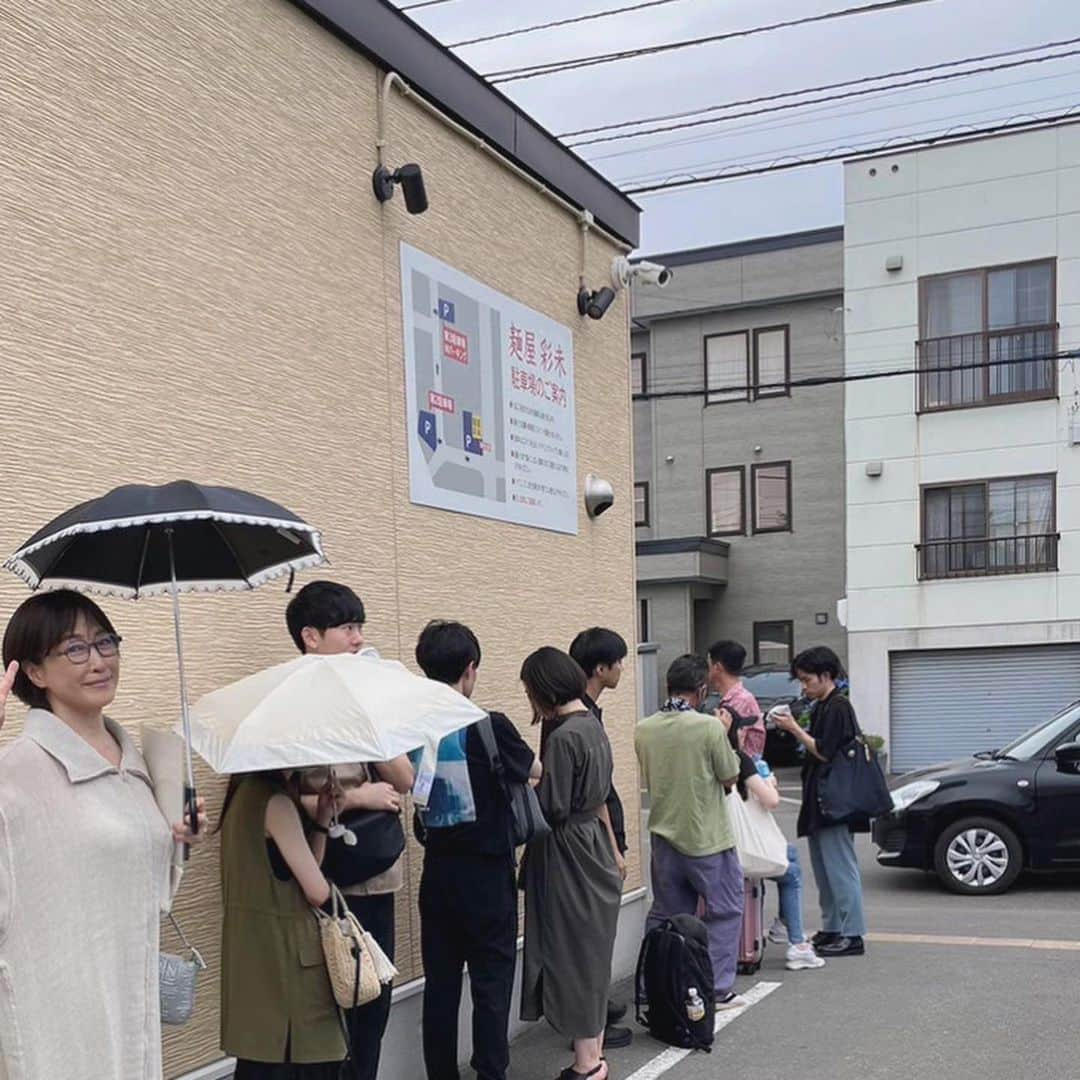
[622,981,782,1080]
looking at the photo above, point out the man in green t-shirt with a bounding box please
[636,654,747,1010]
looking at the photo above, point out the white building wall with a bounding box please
[842,122,1080,740]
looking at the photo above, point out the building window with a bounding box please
[631,352,648,396]
[753,326,790,398]
[917,260,1057,411]
[634,482,650,526]
[705,332,749,404]
[706,466,745,536]
[638,598,650,643]
[751,461,792,533]
[919,474,1058,580]
[754,621,794,666]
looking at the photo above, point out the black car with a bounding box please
[873,701,1080,895]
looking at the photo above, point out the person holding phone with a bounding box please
[773,646,867,958]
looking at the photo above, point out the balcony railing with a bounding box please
[917,533,1059,580]
[916,325,1058,412]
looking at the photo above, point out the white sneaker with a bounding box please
[715,991,749,1011]
[785,942,826,970]
[767,918,790,945]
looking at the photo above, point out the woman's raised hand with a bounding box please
[0,661,18,733]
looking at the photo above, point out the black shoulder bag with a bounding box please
[816,709,893,826]
[475,715,551,847]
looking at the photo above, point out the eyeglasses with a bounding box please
[51,635,123,664]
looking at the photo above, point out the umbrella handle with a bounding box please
[185,783,200,837]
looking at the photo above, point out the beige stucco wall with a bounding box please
[0,2,639,1076]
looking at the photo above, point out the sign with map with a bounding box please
[400,243,578,534]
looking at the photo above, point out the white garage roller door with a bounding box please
[890,644,1080,773]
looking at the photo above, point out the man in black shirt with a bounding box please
[568,626,633,1048]
[415,621,540,1080]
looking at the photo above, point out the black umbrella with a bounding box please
[4,480,326,832]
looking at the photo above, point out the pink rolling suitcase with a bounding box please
[737,877,765,974]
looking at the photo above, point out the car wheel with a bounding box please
[932,816,1023,896]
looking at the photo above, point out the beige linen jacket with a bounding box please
[0,711,172,1080]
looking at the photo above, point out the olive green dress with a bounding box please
[220,775,345,1067]
[520,710,622,1038]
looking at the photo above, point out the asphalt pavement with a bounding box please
[504,770,1080,1080]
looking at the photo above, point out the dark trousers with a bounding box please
[343,892,396,1080]
[420,854,518,1080]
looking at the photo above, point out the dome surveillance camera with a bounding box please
[584,474,615,518]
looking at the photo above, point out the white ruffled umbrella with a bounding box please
[187,651,483,805]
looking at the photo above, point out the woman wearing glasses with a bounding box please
[0,589,204,1079]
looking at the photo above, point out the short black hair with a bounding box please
[2,590,118,710]
[666,653,709,696]
[707,639,746,676]
[520,646,587,722]
[285,580,365,653]
[568,627,628,678]
[791,645,843,681]
[415,620,481,685]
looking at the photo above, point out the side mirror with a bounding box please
[1054,741,1080,775]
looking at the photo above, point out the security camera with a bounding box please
[611,256,673,291]
[372,163,429,214]
[577,286,616,321]
[584,474,615,519]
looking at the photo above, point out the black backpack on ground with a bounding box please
[635,914,715,1052]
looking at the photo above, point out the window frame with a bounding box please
[705,465,746,537]
[638,597,650,643]
[704,331,751,406]
[751,460,793,535]
[752,324,791,399]
[916,258,1058,413]
[918,472,1059,579]
[631,351,648,396]
[753,620,795,667]
[633,481,650,527]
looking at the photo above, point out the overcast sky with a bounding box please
[393,0,1080,254]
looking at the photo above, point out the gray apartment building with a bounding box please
[632,227,848,695]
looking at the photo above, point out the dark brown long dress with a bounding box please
[520,710,622,1038]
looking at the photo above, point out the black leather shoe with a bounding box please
[812,930,841,948]
[818,935,865,957]
[604,1025,633,1049]
[607,999,628,1025]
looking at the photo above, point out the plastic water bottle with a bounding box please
[686,988,705,1023]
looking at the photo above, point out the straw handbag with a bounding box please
[313,884,397,1009]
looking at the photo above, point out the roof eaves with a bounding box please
[285,0,641,247]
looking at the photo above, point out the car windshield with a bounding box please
[995,702,1080,761]
[742,670,800,701]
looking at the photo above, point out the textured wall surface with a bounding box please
[0,3,639,1076]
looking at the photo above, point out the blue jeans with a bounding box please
[808,824,867,937]
[769,843,806,944]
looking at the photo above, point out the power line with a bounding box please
[447,0,691,48]
[483,0,937,84]
[566,47,1080,149]
[632,350,1078,401]
[400,0,460,10]
[595,68,1080,177]
[608,82,1080,187]
[622,107,1080,195]
[557,36,1080,139]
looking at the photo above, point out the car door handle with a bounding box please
[1017,780,1030,789]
